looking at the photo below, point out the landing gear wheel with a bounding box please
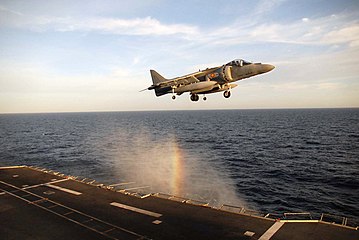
[224,91,231,98]
[190,94,200,102]
[172,95,176,100]
[203,96,207,101]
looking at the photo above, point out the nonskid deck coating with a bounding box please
[0,166,357,240]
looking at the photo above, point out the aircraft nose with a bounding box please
[261,64,275,73]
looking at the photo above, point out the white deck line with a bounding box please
[258,221,285,240]
[110,202,162,218]
[22,179,69,190]
[109,182,136,187]
[122,186,150,191]
[0,180,144,238]
[45,184,82,195]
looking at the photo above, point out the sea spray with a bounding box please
[110,129,246,207]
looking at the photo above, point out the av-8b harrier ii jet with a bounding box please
[144,59,275,101]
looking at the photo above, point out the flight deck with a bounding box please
[0,166,358,240]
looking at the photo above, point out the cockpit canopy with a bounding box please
[225,59,252,67]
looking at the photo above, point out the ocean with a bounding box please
[1,109,358,223]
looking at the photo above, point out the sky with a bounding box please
[0,0,359,113]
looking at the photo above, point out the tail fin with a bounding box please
[150,70,168,85]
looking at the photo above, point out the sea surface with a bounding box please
[1,109,358,223]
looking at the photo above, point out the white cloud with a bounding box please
[254,0,287,16]
[322,25,359,47]
[0,6,198,37]
[195,12,359,49]
[87,17,198,36]
[2,3,358,49]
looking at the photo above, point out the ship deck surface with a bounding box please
[0,166,357,240]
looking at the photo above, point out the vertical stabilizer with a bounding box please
[150,70,168,85]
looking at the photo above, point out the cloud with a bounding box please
[2,3,358,49]
[0,6,198,37]
[86,17,198,36]
[254,0,287,16]
[195,12,359,49]
[322,25,359,47]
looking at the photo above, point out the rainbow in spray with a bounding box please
[170,140,185,196]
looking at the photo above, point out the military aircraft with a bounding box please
[144,59,275,101]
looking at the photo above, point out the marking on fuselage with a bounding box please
[45,184,82,196]
[258,221,285,240]
[110,202,162,218]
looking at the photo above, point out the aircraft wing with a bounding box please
[157,75,198,88]
[156,66,220,88]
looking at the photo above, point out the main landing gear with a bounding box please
[190,94,207,102]
[190,93,200,102]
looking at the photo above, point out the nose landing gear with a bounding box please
[171,87,176,100]
[223,90,231,98]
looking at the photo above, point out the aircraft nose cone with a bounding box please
[262,64,275,73]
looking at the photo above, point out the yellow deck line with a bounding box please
[0,166,25,169]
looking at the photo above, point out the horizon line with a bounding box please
[1,107,358,115]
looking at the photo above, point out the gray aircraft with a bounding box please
[144,59,275,101]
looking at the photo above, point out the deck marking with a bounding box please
[109,182,136,187]
[152,220,162,225]
[258,222,285,240]
[244,231,255,237]
[110,202,162,218]
[122,186,150,191]
[0,180,146,239]
[0,166,25,169]
[279,220,319,223]
[45,184,82,195]
[22,179,69,190]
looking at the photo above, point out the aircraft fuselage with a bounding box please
[145,59,275,101]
